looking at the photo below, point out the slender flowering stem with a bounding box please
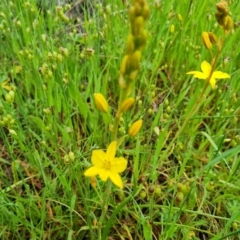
[98,180,112,239]
[166,40,223,153]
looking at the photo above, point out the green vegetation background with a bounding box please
[0,0,240,239]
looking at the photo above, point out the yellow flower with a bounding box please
[186,61,230,89]
[84,141,127,189]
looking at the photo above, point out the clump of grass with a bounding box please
[0,0,240,239]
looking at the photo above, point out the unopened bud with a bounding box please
[175,192,184,203]
[126,35,135,54]
[133,16,144,36]
[120,55,129,75]
[9,129,17,136]
[68,151,75,161]
[128,119,143,137]
[130,50,141,70]
[94,93,108,113]
[120,98,135,112]
[202,32,212,49]
[177,13,183,22]
[142,5,150,20]
[208,32,218,45]
[223,15,233,31]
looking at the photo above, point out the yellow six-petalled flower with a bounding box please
[84,141,127,189]
[187,61,230,89]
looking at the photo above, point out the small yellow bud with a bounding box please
[129,6,136,24]
[133,16,144,36]
[142,5,150,20]
[5,91,14,103]
[120,98,135,112]
[128,119,143,137]
[216,1,228,14]
[68,152,75,161]
[137,29,148,49]
[223,15,233,31]
[177,13,183,22]
[91,177,97,188]
[9,129,17,136]
[129,70,139,81]
[202,31,212,49]
[175,192,184,203]
[131,50,141,70]
[94,93,108,113]
[126,35,135,54]
[208,32,218,45]
[43,108,51,114]
[170,24,175,33]
[120,55,129,75]
[57,54,63,62]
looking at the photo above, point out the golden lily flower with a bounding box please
[84,141,127,189]
[186,61,230,89]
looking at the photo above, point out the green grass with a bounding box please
[0,0,240,239]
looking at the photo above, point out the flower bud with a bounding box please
[170,24,175,33]
[9,129,17,136]
[202,31,212,49]
[94,93,108,113]
[223,15,233,31]
[120,98,135,112]
[126,35,135,54]
[91,177,97,188]
[128,119,143,137]
[68,151,75,161]
[216,1,228,14]
[139,191,147,199]
[120,55,129,75]
[206,181,215,191]
[130,50,141,70]
[138,29,148,49]
[175,192,184,203]
[208,32,218,45]
[142,5,150,20]
[177,13,183,22]
[133,16,144,36]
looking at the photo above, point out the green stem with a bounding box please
[112,82,129,141]
[97,180,112,240]
[166,45,222,152]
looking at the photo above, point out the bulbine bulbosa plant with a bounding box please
[83,0,149,238]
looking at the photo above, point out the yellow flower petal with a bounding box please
[209,77,216,89]
[212,71,230,79]
[106,141,117,161]
[187,71,207,79]
[84,166,100,177]
[99,169,110,181]
[91,150,105,167]
[85,141,127,189]
[111,157,127,173]
[109,172,123,189]
[187,61,230,89]
[201,61,211,75]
